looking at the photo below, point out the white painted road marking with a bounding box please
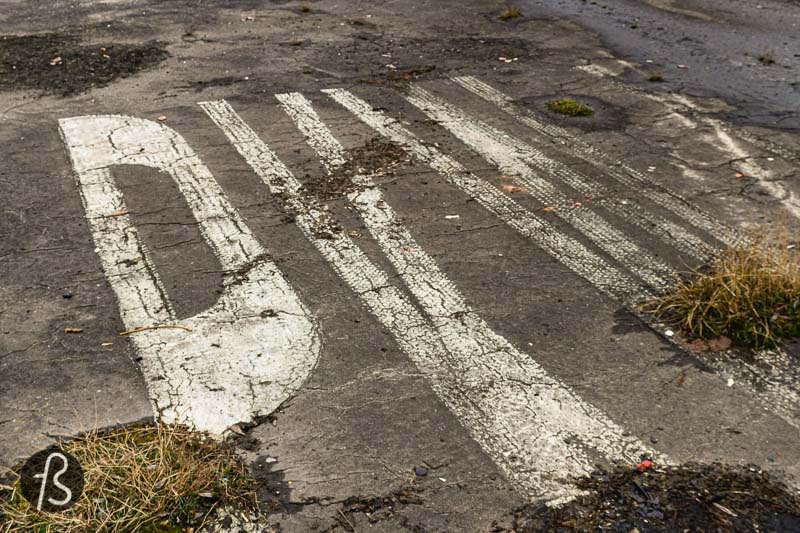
[405,83,679,292]
[415,82,717,263]
[56,76,796,501]
[322,87,652,304]
[534,68,800,430]
[451,76,746,248]
[201,97,661,503]
[59,115,321,433]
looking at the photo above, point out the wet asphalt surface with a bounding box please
[523,0,800,130]
[1,0,800,531]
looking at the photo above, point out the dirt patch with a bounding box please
[0,33,168,96]
[332,485,425,531]
[301,138,411,201]
[513,462,800,532]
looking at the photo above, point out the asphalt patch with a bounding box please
[513,462,800,532]
[0,33,168,96]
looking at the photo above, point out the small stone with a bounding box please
[650,436,659,443]
[664,329,674,337]
[63,291,73,299]
[414,466,428,477]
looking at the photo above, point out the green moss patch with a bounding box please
[498,6,523,21]
[546,98,594,117]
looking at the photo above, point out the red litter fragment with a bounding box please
[637,459,653,473]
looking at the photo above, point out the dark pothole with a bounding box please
[518,94,628,132]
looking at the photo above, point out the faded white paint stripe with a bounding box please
[453,77,800,429]
[575,63,619,78]
[708,120,800,221]
[405,84,681,291]
[451,76,746,247]
[413,84,715,263]
[709,348,800,432]
[59,115,320,433]
[321,88,651,305]
[638,91,800,222]
[202,98,660,502]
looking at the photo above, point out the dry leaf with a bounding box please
[686,338,709,352]
[707,336,732,351]
[227,424,246,436]
[501,184,526,194]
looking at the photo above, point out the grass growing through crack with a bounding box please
[498,6,523,21]
[757,53,776,65]
[0,423,255,532]
[546,98,594,117]
[643,230,800,349]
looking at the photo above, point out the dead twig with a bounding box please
[338,509,358,532]
[119,324,193,336]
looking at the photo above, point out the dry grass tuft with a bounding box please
[498,6,523,21]
[0,423,255,532]
[643,229,800,349]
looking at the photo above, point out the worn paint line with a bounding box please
[635,91,800,222]
[618,91,800,431]
[58,115,320,433]
[405,83,683,291]
[322,88,651,305]
[202,97,660,502]
[451,76,746,247]
[702,117,800,222]
[708,349,800,432]
[417,83,715,262]
[452,77,800,430]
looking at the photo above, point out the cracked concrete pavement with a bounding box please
[1,0,800,530]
